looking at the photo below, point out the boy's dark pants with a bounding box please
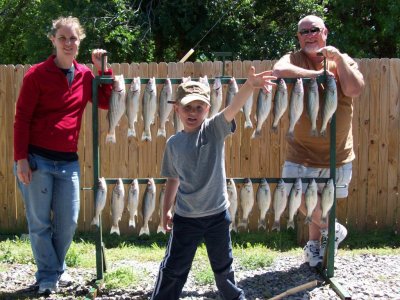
[151,210,244,300]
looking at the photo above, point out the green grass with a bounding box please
[0,228,399,291]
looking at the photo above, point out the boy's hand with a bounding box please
[246,66,277,92]
[163,211,173,232]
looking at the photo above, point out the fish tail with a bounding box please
[251,129,261,139]
[139,224,150,236]
[321,216,327,224]
[127,128,136,137]
[310,128,318,137]
[141,131,152,142]
[271,221,280,232]
[157,128,166,137]
[286,130,294,140]
[129,218,136,228]
[157,225,165,234]
[238,219,248,228]
[90,216,99,227]
[258,219,266,230]
[304,216,312,224]
[110,225,120,235]
[271,125,278,134]
[244,120,253,128]
[106,133,116,143]
[320,128,327,137]
[287,220,295,229]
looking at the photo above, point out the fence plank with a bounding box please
[0,65,8,231]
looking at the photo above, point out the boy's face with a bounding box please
[174,100,210,132]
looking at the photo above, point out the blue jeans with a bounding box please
[14,154,80,285]
[151,210,244,300]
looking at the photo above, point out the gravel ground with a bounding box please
[1,253,400,300]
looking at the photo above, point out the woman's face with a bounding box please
[51,24,80,59]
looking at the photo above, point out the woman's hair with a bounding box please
[47,16,86,40]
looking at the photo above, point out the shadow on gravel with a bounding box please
[238,263,325,300]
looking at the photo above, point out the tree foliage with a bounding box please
[0,0,398,65]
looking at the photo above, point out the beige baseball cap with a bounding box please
[175,81,210,105]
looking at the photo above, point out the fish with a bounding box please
[225,77,238,107]
[305,179,318,224]
[91,177,108,227]
[320,76,338,136]
[287,78,304,138]
[157,78,173,137]
[287,178,302,229]
[238,178,254,229]
[272,179,288,231]
[257,178,272,230]
[272,79,288,133]
[173,110,184,133]
[139,178,156,236]
[157,184,166,233]
[243,93,254,128]
[227,178,238,232]
[126,76,141,138]
[127,179,139,228]
[141,77,157,141]
[110,178,125,235]
[209,77,223,117]
[251,86,273,138]
[306,78,319,136]
[321,179,335,224]
[106,74,126,143]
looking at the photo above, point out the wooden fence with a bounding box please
[0,59,399,238]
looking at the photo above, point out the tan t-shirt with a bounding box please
[282,50,358,168]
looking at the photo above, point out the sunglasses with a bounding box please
[298,27,322,36]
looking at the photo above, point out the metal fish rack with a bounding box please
[89,55,349,299]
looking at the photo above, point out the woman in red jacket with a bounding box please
[13,16,112,295]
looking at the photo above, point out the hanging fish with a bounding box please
[106,74,126,143]
[287,78,304,139]
[305,179,318,224]
[227,178,238,232]
[238,178,254,229]
[272,79,288,133]
[127,179,139,228]
[320,76,338,136]
[126,76,141,138]
[272,179,288,231]
[142,77,157,141]
[110,178,125,235]
[321,179,334,224]
[91,177,107,227]
[257,178,272,230]
[287,178,302,229]
[243,93,254,128]
[157,78,173,137]
[139,178,156,236]
[209,77,222,117]
[252,86,273,138]
[307,78,319,136]
[225,77,238,107]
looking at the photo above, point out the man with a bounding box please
[273,15,364,267]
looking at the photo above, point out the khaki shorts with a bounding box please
[282,161,352,198]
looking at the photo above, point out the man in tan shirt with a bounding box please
[273,15,364,267]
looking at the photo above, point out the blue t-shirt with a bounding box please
[161,112,236,218]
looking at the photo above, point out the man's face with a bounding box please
[297,18,328,56]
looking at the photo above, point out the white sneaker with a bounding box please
[38,281,58,295]
[58,272,73,287]
[320,222,348,258]
[304,240,321,267]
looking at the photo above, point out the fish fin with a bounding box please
[90,216,99,227]
[271,221,280,231]
[106,133,116,143]
[127,128,136,137]
[287,220,295,229]
[110,226,120,235]
[157,128,166,137]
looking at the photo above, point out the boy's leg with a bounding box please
[204,210,244,300]
[151,214,202,300]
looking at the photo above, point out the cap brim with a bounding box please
[180,94,210,106]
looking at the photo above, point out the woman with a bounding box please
[13,16,113,295]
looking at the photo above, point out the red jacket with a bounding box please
[14,55,113,161]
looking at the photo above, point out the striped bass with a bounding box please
[142,77,157,141]
[106,75,126,143]
[320,76,338,136]
[126,77,141,138]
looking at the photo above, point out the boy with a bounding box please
[151,67,276,300]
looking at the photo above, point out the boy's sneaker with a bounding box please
[58,272,73,287]
[319,222,348,258]
[38,281,58,295]
[303,240,321,267]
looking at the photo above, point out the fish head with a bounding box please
[130,77,141,92]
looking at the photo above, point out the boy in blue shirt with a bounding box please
[151,67,276,300]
